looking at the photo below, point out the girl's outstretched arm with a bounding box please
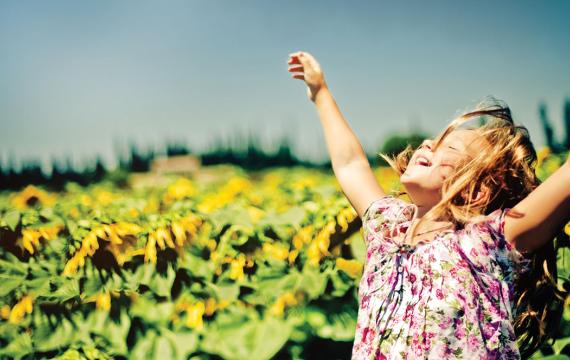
[287,51,385,219]
[505,155,570,253]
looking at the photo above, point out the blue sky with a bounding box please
[1,0,569,172]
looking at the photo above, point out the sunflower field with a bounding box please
[0,149,569,359]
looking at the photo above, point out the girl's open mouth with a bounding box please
[415,155,432,167]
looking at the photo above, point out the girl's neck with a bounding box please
[407,202,455,244]
[414,203,432,219]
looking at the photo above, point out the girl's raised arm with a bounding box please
[287,51,386,219]
[505,156,570,253]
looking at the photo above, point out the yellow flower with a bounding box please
[536,146,551,167]
[94,189,115,205]
[336,258,364,279]
[21,229,41,254]
[291,176,316,191]
[144,198,159,213]
[245,254,255,268]
[93,226,107,240]
[38,225,61,241]
[80,194,93,207]
[262,173,282,190]
[197,177,252,213]
[565,221,570,237]
[247,192,264,206]
[306,221,336,266]
[113,222,142,237]
[262,242,289,262]
[63,254,79,276]
[144,233,157,264]
[292,225,314,250]
[10,185,57,209]
[171,221,187,247]
[1,305,11,319]
[103,224,122,245]
[268,292,300,317]
[18,226,61,255]
[163,177,196,204]
[156,227,175,249]
[307,242,321,267]
[96,291,111,312]
[288,249,299,266]
[82,232,99,256]
[8,295,33,324]
[229,254,246,281]
[247,206,265,224]
[185,301,205,329]
[204,298,217,316]
[336,207,357,233]
[128,208,139,217]
[70,207,80,218]
[207,239,217,252]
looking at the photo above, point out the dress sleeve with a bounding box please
[474,208,532,280]
[361,195,411,248]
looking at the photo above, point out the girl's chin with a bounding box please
[400,174,441,192]
[400,168,431,180]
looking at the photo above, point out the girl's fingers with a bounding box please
[288,66,303,72]
[291,73,305,80]
[288,56,301,65]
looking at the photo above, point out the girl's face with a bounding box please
[401,129,484,207]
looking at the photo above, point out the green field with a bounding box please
[0,152,568,359]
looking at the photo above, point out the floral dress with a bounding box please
[351,196,532,359]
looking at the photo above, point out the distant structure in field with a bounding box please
[150,155,201,176]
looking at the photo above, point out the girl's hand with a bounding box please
[287,51,327,102]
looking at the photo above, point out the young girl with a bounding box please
[287,51,569,359]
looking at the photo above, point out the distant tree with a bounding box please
[539,102,559,152]
[564,99,570,150]
[376,132,429,165]
[165,140,191,157]
[538,99,570,153]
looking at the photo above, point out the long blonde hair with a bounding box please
[381,96,568,358]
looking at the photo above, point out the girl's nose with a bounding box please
[419,139,434,151]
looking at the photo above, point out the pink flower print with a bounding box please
[489,303,501,318]
[361,294,371,309]
[454,325,466,339]
[421,332,432,352]
[488,280,500,298]
[411,285,418,296]
[467,334,479,349]
[409,273,416,283]
[439,317,452,330]
[469,247,479,258]
[374,348,387,360]
[404,304,414,319]
[361,326,375,343]
[436,288,444,300]
[482,321,499,340]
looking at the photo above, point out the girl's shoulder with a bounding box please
[361,195,414,248]
[362,195,413,224]
[460,208,531,275]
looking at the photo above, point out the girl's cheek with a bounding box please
[437,166,455,180]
